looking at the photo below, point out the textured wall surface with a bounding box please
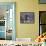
[0,0,45,40]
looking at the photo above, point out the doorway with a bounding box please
[39,11,46,35]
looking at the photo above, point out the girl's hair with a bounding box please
[43,32,46,36]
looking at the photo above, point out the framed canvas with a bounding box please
[39,0,46,4]
[0,2,16,40]
[20,12,34,24]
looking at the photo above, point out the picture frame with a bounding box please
[20,12,34,24]
[39,0,46,4]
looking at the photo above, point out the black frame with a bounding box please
[39,12,40,36]
[39,11,46,35]
[20,12,34,24]
[39,0,46,4]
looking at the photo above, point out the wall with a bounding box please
[0,0,44,40]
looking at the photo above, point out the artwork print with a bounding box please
[20,12,34,24]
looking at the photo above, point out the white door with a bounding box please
[0,2,16,40]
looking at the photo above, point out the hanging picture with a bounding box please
[39,0,46,4]
[20,12,34,24]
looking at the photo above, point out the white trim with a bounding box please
[16,38,32,42]
[0,20,6,21]
[10,9,13,18]
[5,20,6,40]
[12,4,15,40]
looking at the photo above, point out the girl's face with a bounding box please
[40,35,44,38]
